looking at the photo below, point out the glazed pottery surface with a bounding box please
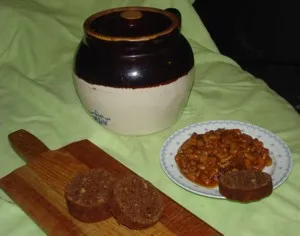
[74,6,195,135]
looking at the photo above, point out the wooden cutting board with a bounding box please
[0,130,222,236]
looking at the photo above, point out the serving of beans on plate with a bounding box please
[175,129,273,188]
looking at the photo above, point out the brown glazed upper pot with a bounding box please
[74,6,194,88]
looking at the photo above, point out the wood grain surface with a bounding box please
[0,129,222,236]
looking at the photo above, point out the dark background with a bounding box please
[193,0,300,113]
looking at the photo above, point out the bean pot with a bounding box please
[74,6,195,135]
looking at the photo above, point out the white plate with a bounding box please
[160,120,293,199]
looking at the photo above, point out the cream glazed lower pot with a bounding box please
[74,7,195,135]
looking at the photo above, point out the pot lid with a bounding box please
[84,7,180,42]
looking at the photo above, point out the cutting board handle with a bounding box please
[8,129,50,163]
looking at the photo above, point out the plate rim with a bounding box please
[160,120,293,199]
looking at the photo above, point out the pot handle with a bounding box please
[165,8,182,29]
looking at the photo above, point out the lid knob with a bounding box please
[120,10,143,20]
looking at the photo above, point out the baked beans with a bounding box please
[175,129,273,188]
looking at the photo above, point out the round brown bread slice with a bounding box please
[219,170,273,203]
[65,168,115,223]
[110,175,164,229]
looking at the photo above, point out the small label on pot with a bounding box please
[90,110,111,126]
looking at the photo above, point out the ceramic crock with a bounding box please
[74,6,195,135]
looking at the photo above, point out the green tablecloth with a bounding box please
[1,0,299,235]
